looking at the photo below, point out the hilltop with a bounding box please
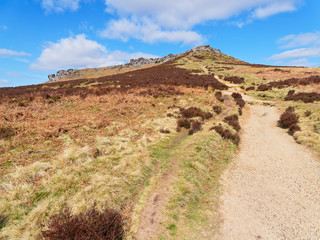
[0,45,320,239]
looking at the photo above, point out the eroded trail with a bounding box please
[218,105,320,239]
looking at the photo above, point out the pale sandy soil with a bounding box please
[218,104,320,240]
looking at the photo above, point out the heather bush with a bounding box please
[224,76,245,84]
[189,121,202,135]
[210,125,240,145]
[285,92,320,103]
[245,86,255,91]
[231,92,245,109]
[180,107,212,120]
[215,91,224,102]
[278,107,301,135]
[212,105,222,114]
[305,110,312,117]
[223,115,241,131]
[177,119,191,129]
[42,205,124,240]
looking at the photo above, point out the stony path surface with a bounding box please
[218,104,320,240]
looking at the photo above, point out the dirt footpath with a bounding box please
[218,104,320,240]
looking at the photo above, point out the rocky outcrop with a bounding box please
[48,69,75,82]
[190,45,221,54]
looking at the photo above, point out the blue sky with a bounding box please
[1,0,319,87]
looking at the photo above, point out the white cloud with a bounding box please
[0,49,30,57]
[105,0,300,29]
[251,1,297,19]
[277,32,320,49]
[100,18,204,45]
[41,0,83,13]
[0,79,10,85]
[30,34,158,71]
[102,0,300,43]
[6,72,23,78]
[269,47,320,60]
[287,58,318,67]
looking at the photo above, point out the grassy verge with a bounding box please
[159,122,236,239]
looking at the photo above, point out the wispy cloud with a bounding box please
[0,79,10,85]
[6,72,23,78]
[0,49,31,57]
[269,31,320,67]
[41,0,87,13]
[277,32,320,49]
[30,34,158,71]
[269,47,320,60]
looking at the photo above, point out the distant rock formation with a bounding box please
[190,45,221,54]
[48,69,75,82]
[47,45,221,82]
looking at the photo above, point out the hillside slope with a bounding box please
[1,45,320,239]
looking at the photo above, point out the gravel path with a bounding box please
[218,104,320,240]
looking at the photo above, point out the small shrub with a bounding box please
[160,129,170,134]
[278,107,301,135]
[189,121,202,135]
[215,91,224,102]
[210,125,240,145]
[213,105,222,114]
[245,86,255,91]
[288,124,301,136]
[231,92,245,108]
[224,76,245,84]
[177,119,191,129]
[304,110,312,117]
[180,107,212,120]
[42,205,124,240]
[223,115,241,131]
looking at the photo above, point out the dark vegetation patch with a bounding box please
[177,119,191,129]
[0,215,9,230]
[231,93,245,109]
[274,68,290,73]
[180,107,213,120]
[210,125,240,145]
[245,86,255,91]
[278,107,301,135]
[223,115,241,131]
[258,75,320,91]
[188,121,202,135]
[160,129,170,134]
[305,110,312,117]
[284,91,320,103]
[215,91,224,102]
[224,76,245,84]
[42,205,124,240]
[0,126,15,140]
[212,105,222,114]
[0,63,228,102]
[216,62,300,68]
